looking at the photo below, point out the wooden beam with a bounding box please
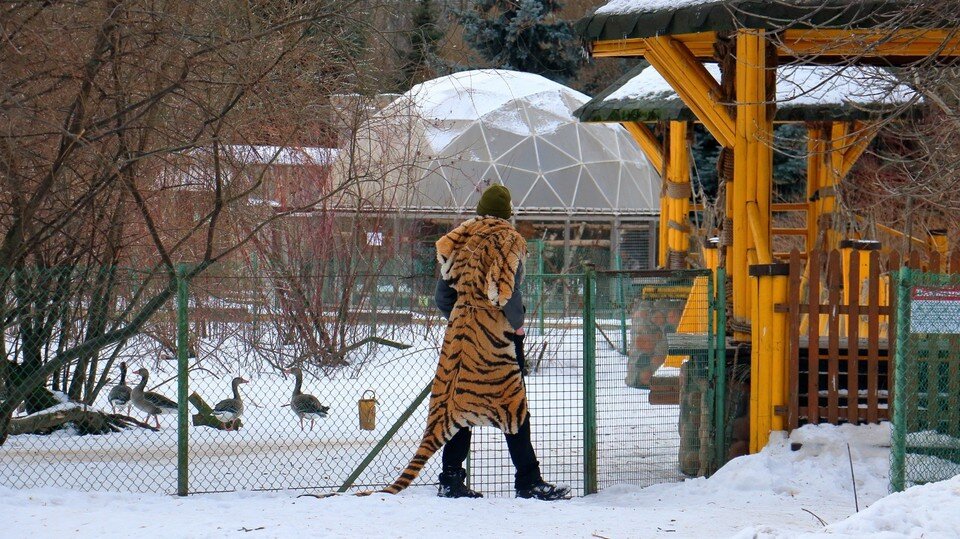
[773,227,807,236]
[621,121,664,174]
[779,28,960,58]
[642,36,736,147]
[748,202,773,265]
[592,28,960,61]
[838,121,877,179]
[772,202,809,212]
[591,33,717,58]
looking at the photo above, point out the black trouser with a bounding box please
[441,334,540,488]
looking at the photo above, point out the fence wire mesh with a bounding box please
[892,269,960,491]
[1,259,725,497]
[593,269,718,486]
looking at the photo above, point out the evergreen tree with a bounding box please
[401,0,445,89]
[771,123,807,202]
[689,124,807,202]
[458,0,581,83]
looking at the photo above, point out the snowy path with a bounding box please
[4,423,957,538]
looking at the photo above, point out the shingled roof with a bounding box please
[577,0,913,42]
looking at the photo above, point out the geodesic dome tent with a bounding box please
[332,69,660,219]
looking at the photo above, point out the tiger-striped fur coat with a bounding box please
[381,216,528,494]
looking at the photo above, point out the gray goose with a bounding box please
[284,367,329,431]
[212,376,248,431]
[131,368,178,428]
[107,361,132,415]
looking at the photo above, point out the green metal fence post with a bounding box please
[615,253,628,355]
[705,270,716,473]
[714,268,727,470]
[891,266,911,492]
[176,263,190,496]
[537,240,545,334]
[582,264,598,495]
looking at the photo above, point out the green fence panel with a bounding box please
[892,268,960,492]
[1,263,729,497]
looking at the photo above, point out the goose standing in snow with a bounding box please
[212,376,248,431]
[284,367,329,431]
[131,368,178,428]
[107,361,132,415]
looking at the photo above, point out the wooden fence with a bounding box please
[780,245,958,429]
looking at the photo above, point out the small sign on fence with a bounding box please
[910,285,960,333]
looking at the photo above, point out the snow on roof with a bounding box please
[596,0,717,16]
[605,64,917,107]
[606,64,721,102]
[387,69,591,150]
[401,70,590,124]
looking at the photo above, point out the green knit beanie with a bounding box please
[476,185,512,220]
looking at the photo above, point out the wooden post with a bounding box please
[807,124,825,252]
[749,263,790,450]
[666,121,691,268]
[822,122,850,252]
[733,30,773,340]
[736,30,775,451]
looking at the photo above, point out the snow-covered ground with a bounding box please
[2,423,957,538]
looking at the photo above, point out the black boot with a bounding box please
[437,467,483,499]
[515,479,571,501]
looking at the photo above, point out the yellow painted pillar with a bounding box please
[703,241,719,271]
[660,186,671,267]
[666,121,691,268]
[749,263,790,452]
[734,30,773,339]
[806,124,825,253]
[823,122,850,252]
[771,271,788,433]
[930,231,948,272]
[737,29,779,453]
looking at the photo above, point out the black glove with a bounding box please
[512,332,526,375]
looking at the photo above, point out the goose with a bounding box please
[283,367,329,431]
[107,361,132,415]
[131,368,178,428]
[212,376,248,431]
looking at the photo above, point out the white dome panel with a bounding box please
[334,69,660,216]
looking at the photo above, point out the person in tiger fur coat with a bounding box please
[430,185,570,501]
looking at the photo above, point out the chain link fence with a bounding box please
[891,268,960,491]
[1,259,727,497]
